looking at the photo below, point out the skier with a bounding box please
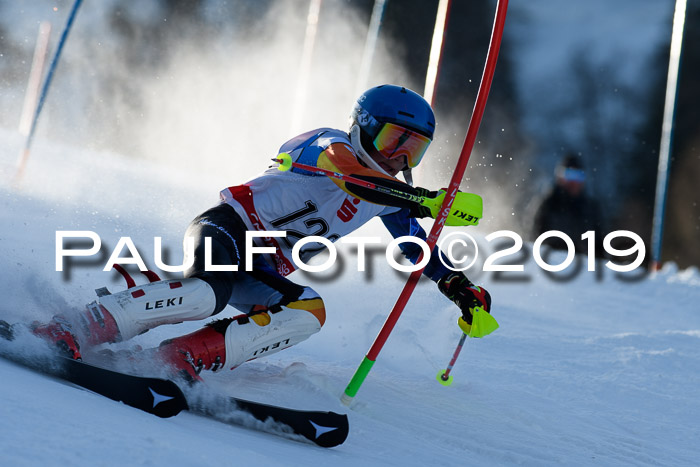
[32,85,492,381]
[532,154,605,253]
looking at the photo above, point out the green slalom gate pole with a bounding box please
[341,0,509,406]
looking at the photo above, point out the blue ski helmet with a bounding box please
[349,85,435,176]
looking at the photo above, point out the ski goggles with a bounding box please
[372,123,431,169]
[556,167,586,183]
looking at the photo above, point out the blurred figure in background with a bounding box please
[532,154,605,253]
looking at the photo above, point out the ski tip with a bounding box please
[311,413,349,448]
[147,380,189,418]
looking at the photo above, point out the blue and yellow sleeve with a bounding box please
[380,208,452,282]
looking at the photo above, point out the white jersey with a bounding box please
[220,128,400,275]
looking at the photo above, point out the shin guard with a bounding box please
[87,278,217,342]
[224,296,326,369]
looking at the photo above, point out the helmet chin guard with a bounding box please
[349,124,391,176]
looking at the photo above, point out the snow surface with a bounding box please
[1,129,699,466]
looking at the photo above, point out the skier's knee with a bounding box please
[184,204,247,315]
[189,272,233,315]
[284,287,326,327]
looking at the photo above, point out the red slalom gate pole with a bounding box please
[342,0,509,405]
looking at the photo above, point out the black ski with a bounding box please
[188,393,349,448]
[0,321,188,418]
[0,320,349,447]
[232,398,349,448]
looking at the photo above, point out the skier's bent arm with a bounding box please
[379,209,451,281]
[317,142,437,217]
[380,209,494,333]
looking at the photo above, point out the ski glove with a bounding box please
[437,271,492,325]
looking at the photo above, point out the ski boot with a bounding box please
[154,296,325,383]
[31,315,83,360]
[154,320,228,383]
[26,302,121,362]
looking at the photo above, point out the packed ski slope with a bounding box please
[1,130,699,466]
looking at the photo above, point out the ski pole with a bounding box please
[273,154,424,204]
[273,154,482,226]
[438,310,498,385]
[437,332,468,386]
